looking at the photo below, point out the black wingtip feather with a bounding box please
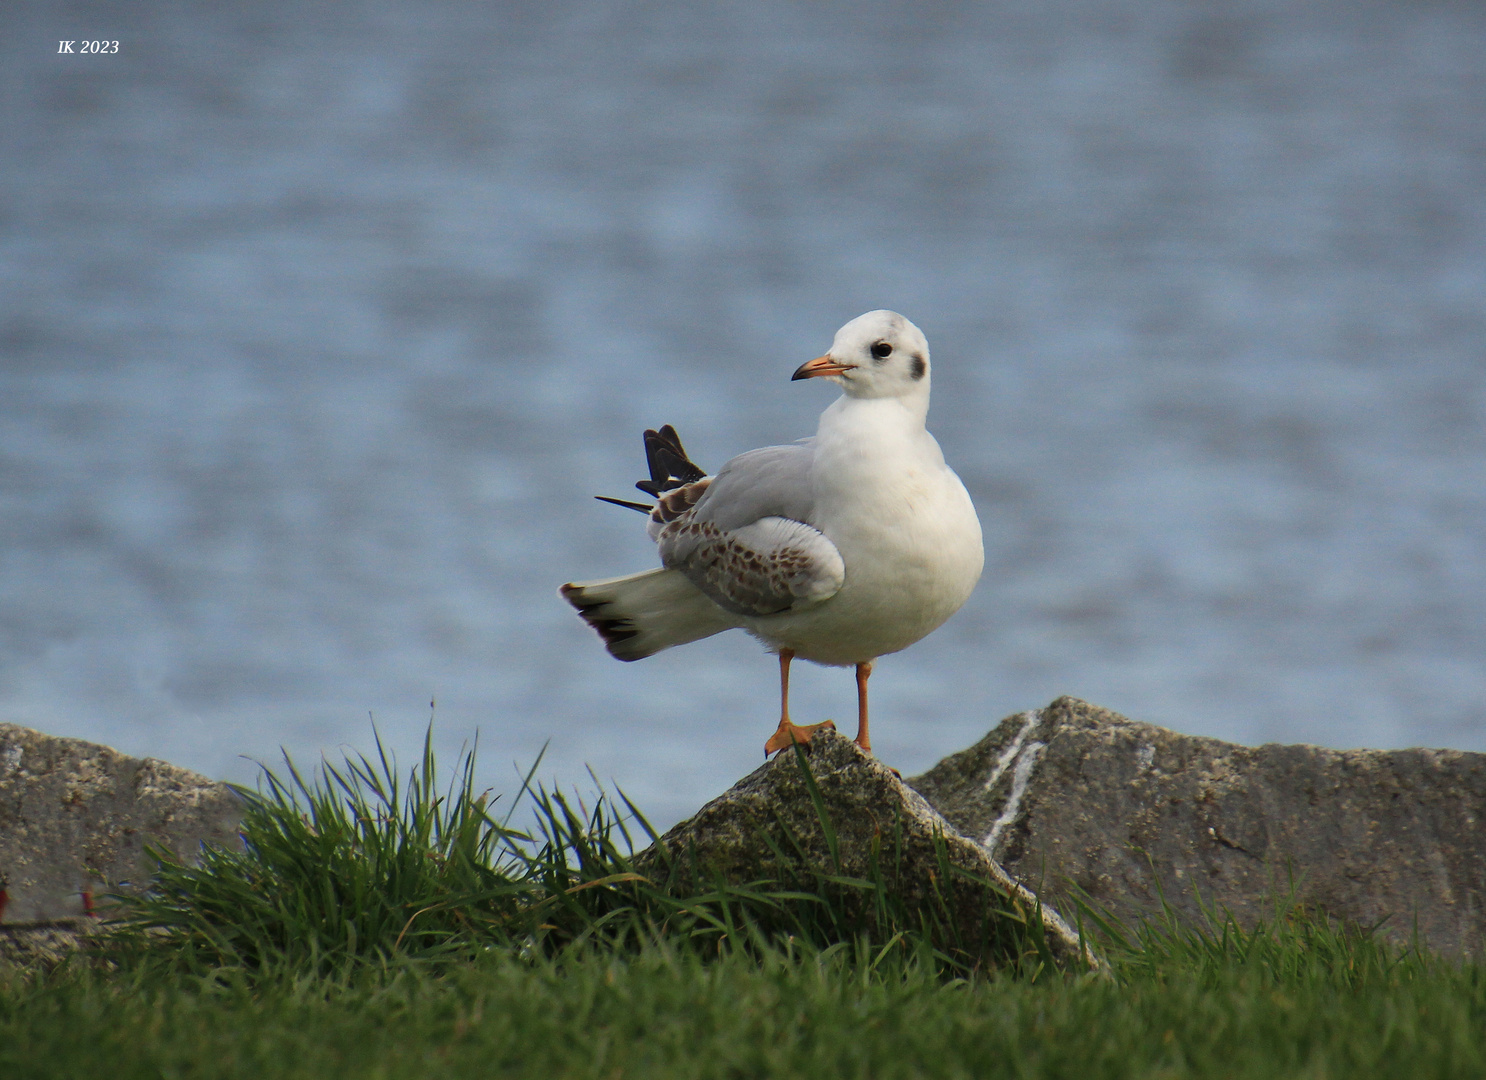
[594,495,655,513]
[635,425,706,497]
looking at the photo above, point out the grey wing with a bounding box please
[649,440,844,618]
[690,441,816,530]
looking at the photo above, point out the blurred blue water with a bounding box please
[2,1,1484,828]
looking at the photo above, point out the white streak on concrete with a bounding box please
[983,740,1046,855]
[983,710,1040,792]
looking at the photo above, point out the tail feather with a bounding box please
[559,568,737,661]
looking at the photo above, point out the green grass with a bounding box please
[4,931,1483,1079]
[97,726,1055,978]
[1,730,1483,1079]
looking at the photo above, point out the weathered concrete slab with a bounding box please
[908,696,1486,957]
[0,723,243,925]
[637,728,1099,971]
[0,921,107,971]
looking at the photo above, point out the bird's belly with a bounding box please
[745,481,984,665]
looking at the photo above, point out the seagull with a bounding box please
[560,310,984,757]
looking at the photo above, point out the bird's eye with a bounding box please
[870,342,892,360]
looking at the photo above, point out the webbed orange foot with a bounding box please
[764,719,836,756]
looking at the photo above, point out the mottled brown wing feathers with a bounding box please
[584,426,842,619]
[656,515,845,618]
[651,478,711,523]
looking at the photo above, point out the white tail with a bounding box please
[559,569,738,661]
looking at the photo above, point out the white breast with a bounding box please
[744,396,984,665]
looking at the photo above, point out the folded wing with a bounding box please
[651,441,844,618]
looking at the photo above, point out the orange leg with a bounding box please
[854,660,875,753]
[764,649,835,755]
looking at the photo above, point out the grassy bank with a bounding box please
[1,732,1481,1078]
[4,932,1482,1079]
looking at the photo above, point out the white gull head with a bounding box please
[791,310,931,402]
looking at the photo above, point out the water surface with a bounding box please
[2,1,1483,827]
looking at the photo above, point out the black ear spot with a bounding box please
[909,354,926,380]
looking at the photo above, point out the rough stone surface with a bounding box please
[636,728,1097,970]
[909,696,1486,957]
[0,723,243,926]
[0,921,104,972]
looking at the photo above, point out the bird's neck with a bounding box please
[819,393,930,441]
[811,394,946,524]
[815,396,936,483]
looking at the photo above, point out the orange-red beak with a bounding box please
[791,355,855,381]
